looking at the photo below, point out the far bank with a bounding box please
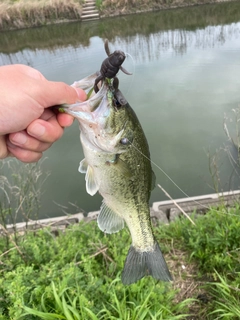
[0,0,236,31]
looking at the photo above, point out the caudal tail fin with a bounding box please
[121,241,172,285]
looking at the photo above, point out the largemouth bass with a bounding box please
[61,73,172,285]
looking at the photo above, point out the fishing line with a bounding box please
[123,52,135,96]
[128,140,191,198]
[125,52,135,76]
[128,139,239,216]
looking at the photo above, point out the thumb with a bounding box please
[42,81,87,107]
[73,87,87,102]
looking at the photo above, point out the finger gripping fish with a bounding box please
[94,39,131,93]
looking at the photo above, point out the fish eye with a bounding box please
[120,138,129,145]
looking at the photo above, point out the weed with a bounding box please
[1,205,240,318]
[179,207,240,276]
[96,0,103,10]
[0,0,83,31]
[1,161,240,318]
[0,159,49,248]
[100,0,218,16]
[0,221,195,319]
[207,272,240,319]
[21,278,193,320]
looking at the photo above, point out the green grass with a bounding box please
[179,206,240,274]
[0,205,240,319]
[208,272,240,319]
[159,206,240,319]
[0,222,192,319]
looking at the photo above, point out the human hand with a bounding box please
[0,64,86,162]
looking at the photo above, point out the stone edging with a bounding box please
[2,190,240,235]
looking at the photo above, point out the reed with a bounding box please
[100,0,219,16]
[0,0,234,31]
[0,0,83,31]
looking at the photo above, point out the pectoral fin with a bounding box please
[107,155,132,179]
[78,158,88,173]
[116,158,132,178]
[85,165,99,196]
[97,202,125,234]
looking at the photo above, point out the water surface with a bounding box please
[1,2,240,219]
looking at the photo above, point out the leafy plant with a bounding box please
[1,163,240,320]
[207,272,240,319]
[96,0,103,10]
[21,278,193,320]
[178,206,240,275]
[0,221,195,319]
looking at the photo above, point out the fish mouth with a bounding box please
[57,72,128,132]
[59,72,108,115]
[56,72,122,143]
[56,71,128,120]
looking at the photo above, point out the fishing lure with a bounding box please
[94,39,132,93]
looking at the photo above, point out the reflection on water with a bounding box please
[1,2,240,219]
[1,1,240,54]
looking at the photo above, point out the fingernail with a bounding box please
[28,123,45,137]
[74,88,87,102]
[11,132,27,145]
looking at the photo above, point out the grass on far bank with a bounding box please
[0,0,84,30]
[1,203,240,319]
[99,0,225,16]
[0,0,235,31]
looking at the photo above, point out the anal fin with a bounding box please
[97,202,125,234]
